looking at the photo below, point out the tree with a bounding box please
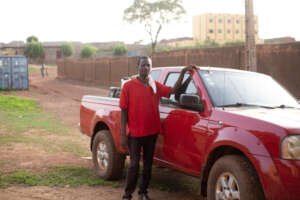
[124,0,186,54]
[80,45,98,58]
[113,43,128,56]
[25,42,44,59]
[61,43,74,57]
[26,36,39,43]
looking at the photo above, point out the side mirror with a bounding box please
[179,94,204,112]
[109,87,120,98]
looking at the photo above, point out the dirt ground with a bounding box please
[0,65,201,200]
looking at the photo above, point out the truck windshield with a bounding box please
[199,70,299,108]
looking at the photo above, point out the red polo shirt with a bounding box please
[119,78,171,137]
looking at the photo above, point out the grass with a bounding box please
[0,95,88,156]
[46,64,57,67]
[150,166,199,192]
[0,90,16,95]
[0,164,198,193]
[0,160,15,168]
[28,67,38,73]
[0,166,120,189]
[0,96,68,135]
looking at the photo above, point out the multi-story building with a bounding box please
[192,13,259,44]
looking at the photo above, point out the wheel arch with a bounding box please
[90,121,109,151]
[200,145,265,199]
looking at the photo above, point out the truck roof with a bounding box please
[153,66,265,76]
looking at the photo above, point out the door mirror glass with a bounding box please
[179,94,204,112]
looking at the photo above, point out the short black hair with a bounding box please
[137,56,151,66]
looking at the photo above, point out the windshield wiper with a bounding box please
[273,104,298,109]
[217,103,274,109]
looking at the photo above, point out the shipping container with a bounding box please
[0,56,28,90]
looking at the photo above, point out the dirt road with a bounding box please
[0,65,201,200]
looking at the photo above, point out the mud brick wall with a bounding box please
[57,42,300,99]
[256,43,300,99]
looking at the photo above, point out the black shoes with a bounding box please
[138,193,150,200]
[122,193,150,200]
[122,195,132,200]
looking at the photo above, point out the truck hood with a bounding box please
[226,107,300,130]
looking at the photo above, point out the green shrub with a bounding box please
[202,40,219,47]
[26,36,39,43]
[224,41,245,46]
[80,45,98,58]
[25,42,44,59]
[113,43,128,55]
[61,43,74,57]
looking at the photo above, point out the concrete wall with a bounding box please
[57,42,300,99]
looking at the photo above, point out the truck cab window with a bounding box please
[150,70,161,81]
[161,72,199,107]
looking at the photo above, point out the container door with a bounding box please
[11,57,21,89]
[0,58,3,89]
[1,57,11,89]
[11,57,28,89]
[20,57,28,90]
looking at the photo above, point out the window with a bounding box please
[150,70,161,81]
[227,29,231,34]
[161,72,199,107]
[236,30,240,34]
[227,19,231,24]
[236,20,240,24]
[199,70,299,108]
[218,29,222,34]
[218,19,222,23]
[209,29,214,34]
[209,18,213,23]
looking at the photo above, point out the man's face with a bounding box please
[138,58,151,79]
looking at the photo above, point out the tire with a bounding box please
[207,155,265,200]
[92,130,125,180]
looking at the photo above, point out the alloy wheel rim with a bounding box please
[97,141,109,170]
[215,172,240,200]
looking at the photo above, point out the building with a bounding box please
[192,13,259,44]
[264,37,296,45]
[159,37,194,47]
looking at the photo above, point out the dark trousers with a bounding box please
[124,134,158,198]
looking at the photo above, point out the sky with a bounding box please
[1,0,299,44]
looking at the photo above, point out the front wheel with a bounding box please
[207,155,265,200]
[92,130,125,180]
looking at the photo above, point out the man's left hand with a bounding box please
[181,64,198,74]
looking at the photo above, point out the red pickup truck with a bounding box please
[79,67,300,200]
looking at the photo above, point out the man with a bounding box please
[40,63,45,78]
[119,56,196,200]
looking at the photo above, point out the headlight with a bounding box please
[281,135,300,160]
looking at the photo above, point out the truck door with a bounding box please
[156,72,208,174]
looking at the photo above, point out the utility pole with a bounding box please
[245,0,257,71]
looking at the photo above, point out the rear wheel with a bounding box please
[207,155,265,200]
[92,130,125,180]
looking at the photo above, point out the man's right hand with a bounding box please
[121,134,128,150]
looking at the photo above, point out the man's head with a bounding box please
[137,56,152,80]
